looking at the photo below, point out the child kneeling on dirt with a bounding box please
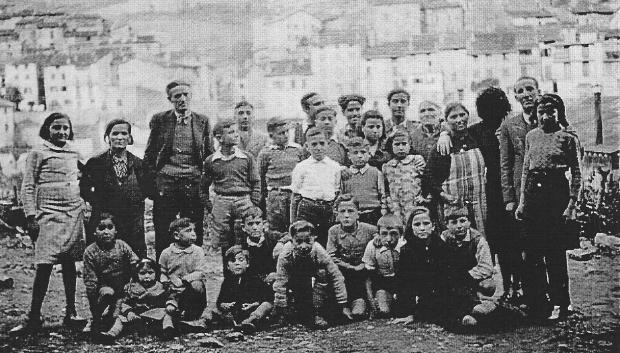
[326,194,377,320]
[240,207,277,285]
[272,221,353,328]
[83,213,139,337]
[100,258,173,341]
[214,246,273,334]
[393,207,439,325]
[362,214,402,318]
[430,207,497,328]
[159,218,209,330]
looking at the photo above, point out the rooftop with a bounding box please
[468,32,516,55]
[363,34,437,58]
[506,8,555,18]
[571,0,615,15]
[421,0,461,10]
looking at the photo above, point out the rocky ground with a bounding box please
[0,232,618,353]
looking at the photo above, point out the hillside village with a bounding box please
[0,0,618,198]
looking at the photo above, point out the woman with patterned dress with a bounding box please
[425,103,487,234]
[11,113,87,335]
[516,94,581,320]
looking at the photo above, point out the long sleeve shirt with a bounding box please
[83,240,139,304]
[341,165,387,211]
[158,244,209,284]
[290,156,341,201]
[326,222,377,268]
[520,127,582,200]
[202,147,261,205]
[257,143,304,193]
[273,242,347,308]
[437,228,494,281]
[216,272,273,311]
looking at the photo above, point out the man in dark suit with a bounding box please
[143,81,214,259]
[498,76,540,304]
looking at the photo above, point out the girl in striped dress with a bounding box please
[426,103,487,234]
[10,113,87,335]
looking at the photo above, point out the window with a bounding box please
[502,53,508,61]
[541,48,550,57]
[61,86,67,91]
[519,49,532,55]
[582,61,589,77]
[563,62,571,79]
[582,45,589,59]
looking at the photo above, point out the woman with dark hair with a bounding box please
[360,110,390,170]
[516,93,581,320]
[11,113,87,335]
[425,103,487,234]
[81,119,151,257]
[469,87,516,300]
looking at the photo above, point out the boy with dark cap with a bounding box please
[272,221,353,328]
[257,117,304,237]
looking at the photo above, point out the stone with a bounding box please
[0,275,14,289]
[594,233,620,251]
[198,337,224,348]
[567,249,596,261]
[225,331,244,342]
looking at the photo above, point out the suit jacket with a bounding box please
[143,110,213,177]
[81,150,151,208]
[498,113,536,205]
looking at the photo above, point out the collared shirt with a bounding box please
[327,222,378,267]
[110,150,128,180]
[211,146,247,162]
[362,240,399,277]
[158,243,209,284]
[174,110,192,125]
[291,156,341,201]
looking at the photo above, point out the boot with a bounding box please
[63,308,87,328]
[9,314,43,336]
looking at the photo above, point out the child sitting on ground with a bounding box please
[240,206,277,285]
[215,246,274,334]
[362,214,402,319]
[431,207,496,328]
[326,194,377,319]
[100,258,173,341]
[272,221,353,328]
[83,213,139,337]
[382,130,427,225]
[393,207,438,325]
[159,218,209,328]
[341,138,387,225]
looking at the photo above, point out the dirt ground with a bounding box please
[0,235,618,353]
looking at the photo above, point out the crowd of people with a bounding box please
[8,76,583,343]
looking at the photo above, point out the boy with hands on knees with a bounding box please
[159,218,209,330]
[326,194,377,319]
[215,246,273,334]
[362,214,402,319]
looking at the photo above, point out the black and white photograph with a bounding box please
[0,0,618,352]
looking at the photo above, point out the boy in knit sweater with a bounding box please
[159,218,209,323]
[272,221,353,328]
[203,118,260,260]
[83,213,139,335]
[341,137,387,225]
[257,117,304,238]
[326,194,377,319]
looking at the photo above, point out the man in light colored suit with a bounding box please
[144,81,214,259]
